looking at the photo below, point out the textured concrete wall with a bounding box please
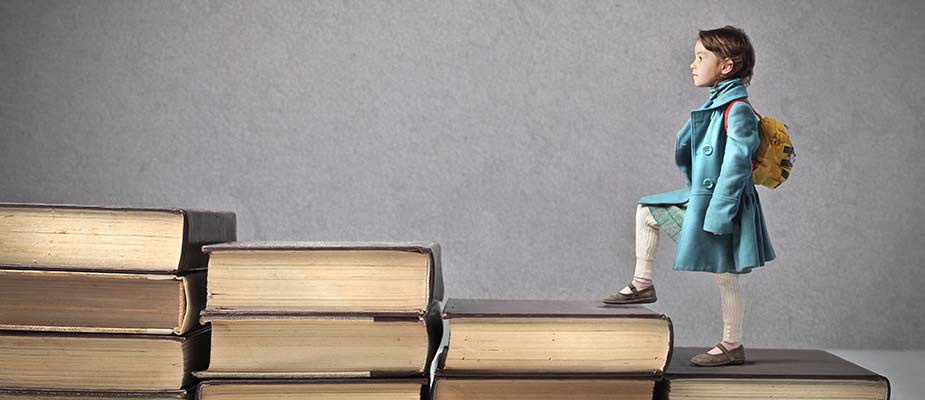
[2,0,923,349]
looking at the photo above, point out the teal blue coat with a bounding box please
[639,78,775,274]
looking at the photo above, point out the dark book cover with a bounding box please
[443,298,670,320]
[656,347,891,400]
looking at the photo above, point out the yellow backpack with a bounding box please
[724,99,795,189]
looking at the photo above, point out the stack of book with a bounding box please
[433,298,674,399]
[193,242,445,399]
[0,203,236,399]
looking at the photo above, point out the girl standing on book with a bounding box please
[602,26,775,367]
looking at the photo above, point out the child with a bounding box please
[602,26,775,367]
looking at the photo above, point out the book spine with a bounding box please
[178,210,236,272]
[429,242,445,304]
[423,300,445,375]
[426,377,439,400]
[177,271,207,335]
[180,327,212,389]
[194,382,208,400]
[653,380,670,400]
[663,314,675,373]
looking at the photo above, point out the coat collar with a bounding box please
[692,77,748,112]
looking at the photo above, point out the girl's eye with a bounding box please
[698,56,702,61]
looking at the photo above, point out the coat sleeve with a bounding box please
[703,102,759,234]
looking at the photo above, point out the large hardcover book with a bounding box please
[431,375,656,400]
[201,242,442,313]
[0,389,190,400]
[657,347,891,400]
[0,269,206,334]
[0,203,235,273]
[0,327,210,390]
[433,344,660,399]
[196,378,427,400]
[441,298,673,375]
[194,301,444,379]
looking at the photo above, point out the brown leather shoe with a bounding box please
[602,283,657,304]
[690,343,746,367]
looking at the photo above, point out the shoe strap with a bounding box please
[716,343,734,362]
[628,283,638,295]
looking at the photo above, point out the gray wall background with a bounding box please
[2,0,923,349]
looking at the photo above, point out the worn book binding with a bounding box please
[441,298,673,376]
[201,241,443,307]
[0,270,206,335]
[0,203,236,273]
[194,300,444,379]
[196,378,428,400]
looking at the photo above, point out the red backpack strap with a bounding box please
[723,99,762,171]
[723,99,759,131]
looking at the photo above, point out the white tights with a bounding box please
[633,204,744,343]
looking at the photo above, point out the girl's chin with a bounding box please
[693,78,713,87]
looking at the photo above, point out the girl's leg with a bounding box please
[707,272,744,354]
[618,204,660,295]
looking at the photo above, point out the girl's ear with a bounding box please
[720,57,735,76]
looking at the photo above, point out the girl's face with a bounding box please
[690,39,733,87]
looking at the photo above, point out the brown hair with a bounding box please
[698,26,755,86]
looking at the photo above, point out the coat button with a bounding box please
[702,178,714,189]
[703,145,713,155]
